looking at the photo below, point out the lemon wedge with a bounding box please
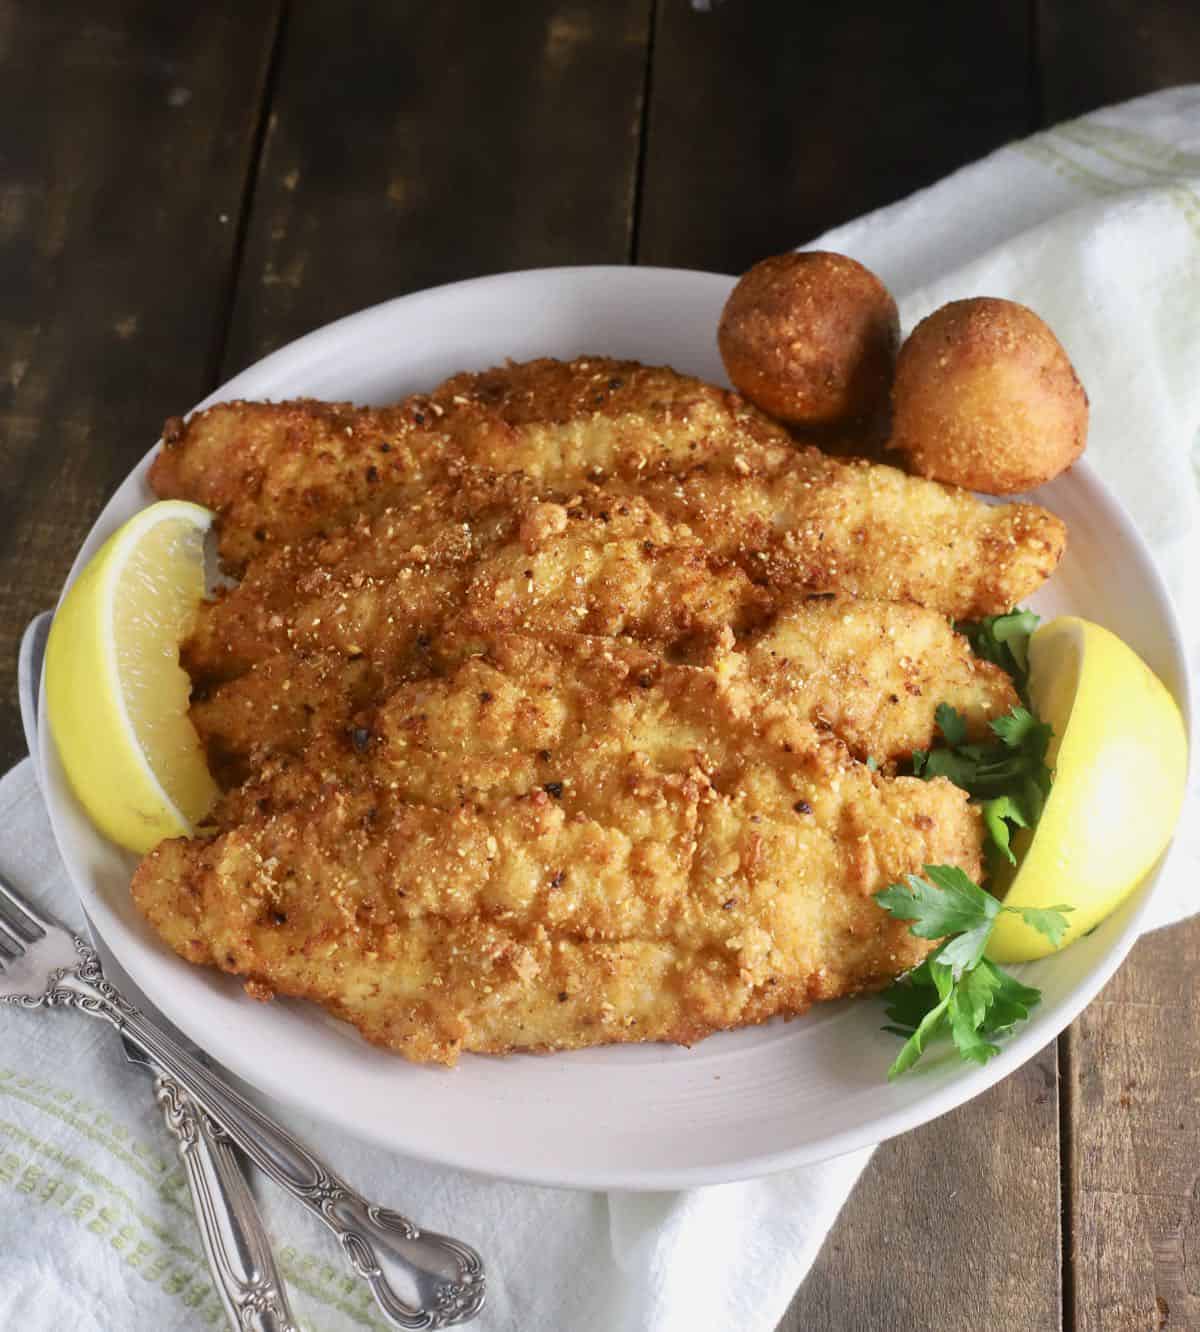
[986,616,1188,962]
[46,501,220,854]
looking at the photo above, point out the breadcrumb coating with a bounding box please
[131,356,1062,1063]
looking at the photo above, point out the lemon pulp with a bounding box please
[986,616,1188,962]
[46,501,219,853]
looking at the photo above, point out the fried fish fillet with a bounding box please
[183,484,768,688]
[183,484,1016,780]
[184,486,774,782]
[737,596,1017,764]
[151,358,1065,618]
[134,633,983,1064]
[134,354,1056,1063]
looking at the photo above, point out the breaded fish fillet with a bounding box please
[737,596,1017,764]
[184,487,774,782]
[134,354,1059,1063]
[183,485,768,688]
[183,484,1016,780]
[151,358,1065,618]
[134,633,983,1064]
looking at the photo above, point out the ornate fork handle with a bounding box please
[46,943,485,1330]
[156,1073,302,1331]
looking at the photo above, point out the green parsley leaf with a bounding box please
[937,921,995,978]
[881,963,939,1035]
[990,609,1040,673]
[883,952,1033,1074]
[948,987,1002,1065]
[976,961,1042,1034]
[874,866,997,941]
[935,702,968,747]
[918,745,991,790]
[911,700,1054,868]
[886,964,954,1080]
[921,862,992,902]
[1014,904,1073,948]
[982,794,1029,866]
[874,867,1072,1075]
[882,951,938,1007]
[991,706,1052,758]
[887,999,951,1079]
[952,958,1003,1029]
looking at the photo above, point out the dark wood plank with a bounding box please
[1039,0,1200,123]
[223,0,652,374]
[0,0,283,770]
[638,0,1034,272]
[781,1046,1062,1332]
[1037,9,1200,1328]
[1065,919,1200,1331]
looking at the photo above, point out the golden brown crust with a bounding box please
[135,633,983,1065]
[183,485,776,781]
[740,597,1017,764]
[131,353,1066,1065]
[155,357,1065,619]
[888,297,1089,495]
[186,502,1017,780]
[150,397,437,571]
[635,440,1065,620]
[718,252,900,428]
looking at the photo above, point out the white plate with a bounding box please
[40,267,1194,1190]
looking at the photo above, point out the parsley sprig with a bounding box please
[912,702,1053,867]
[874,866,1072,1078]
[875,609,1067,1077]
[908,606,1053,869]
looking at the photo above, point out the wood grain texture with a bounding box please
[222,0,652,374]
[1066,919,1200,1332]
[1039,0,1200,123]
[637,0,1033,272]
[0,0,282,771]
[780,1046,1063,1332]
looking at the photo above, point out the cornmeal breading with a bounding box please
[190,591,1015,788]
[185,488,774,782]
[737,596,1017,764]
[134,634,983,1065]
[184,486,767,688]
[182,478,1015,779]
[152,357,1065,619]
[130,354,1060,1064]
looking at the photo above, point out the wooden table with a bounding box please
[2,4,1196,1328]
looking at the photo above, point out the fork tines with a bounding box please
[0,872,49,947]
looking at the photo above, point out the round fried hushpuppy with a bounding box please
[888,297,1088,495]
[718,251,900,428]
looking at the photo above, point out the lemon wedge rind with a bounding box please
[986,616,1188,963]
[45,500,219,854]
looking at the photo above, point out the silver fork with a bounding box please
[0,876,486,1330]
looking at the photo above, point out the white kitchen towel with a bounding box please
[2,85,1199,1332]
